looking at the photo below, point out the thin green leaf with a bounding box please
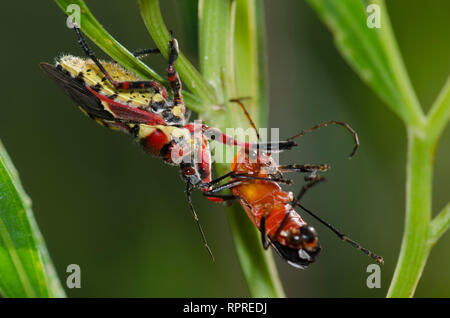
[54,0,202,112]
[0,141,65,298]
[138,0,216,109]
[426,75,450,141]
[198,0,235,128]
[307,0,425,130]
[199,0,285,297]
[234,0,268,127]
[429,202,450,246]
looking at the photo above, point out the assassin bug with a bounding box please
[40,25,294,259]
[203,101,384,268]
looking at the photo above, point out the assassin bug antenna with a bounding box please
[228,98,296,152]
[297,202,384,264]
[287,120,360,159]
[229,98,261,142]
[186,183,215,262]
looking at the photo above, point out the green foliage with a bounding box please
[308,0,450,297]
[0,141,65,297]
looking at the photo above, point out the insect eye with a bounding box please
[182,166,196,176]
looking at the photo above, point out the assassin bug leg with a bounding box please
[132,48,160,58]
[202,193,239,202]
[296,203,384,265]
[203,171,292,190]
[203,173,293,197]
[232,174,292,185]
[204,180,244,195]
[186,182,215,261]
[228,100,359,157]
[260,216,270,250]
[73,25,169,97]
[278,164,330,174]
[291,173,326,208]
[166,36,185,114]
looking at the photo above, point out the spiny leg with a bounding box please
[167,36,184,111]
[203,173,292,197]
[291,173,326,207]
[133,48,160,59]
[278,164,330,174]
[296,203,384,264]
[201,125,296,153]
[186,182,215,261]
[202,91,291,150]
[202,193,239,202]
[73,25,168,95]
[259,216,270,250]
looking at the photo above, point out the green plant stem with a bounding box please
[426,76,450,141]
[138,0,216,108]
[371,0,426,133]
[198,0,285,297]
[430,203,450,246]
[138,0,284,297]
[387,132,433,297]
[388,75,450,297]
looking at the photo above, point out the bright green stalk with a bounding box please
[198,0,285,297]
[308,0,450,297]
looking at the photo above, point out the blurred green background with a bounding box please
[1,0,449,297]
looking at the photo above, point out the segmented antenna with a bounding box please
[186,183,215,262]
[229,98,261,142]
[296,203,384,264]
[287,120,360,159]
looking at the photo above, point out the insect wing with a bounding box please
[40,62,115,121]
[41,62,166,126]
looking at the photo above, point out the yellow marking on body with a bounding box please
[78,106,88,117]
[95,118,107,127]
[137,124,191,142]
[100,101,115,117]
[137,125,157,139]
[152,93,164,103]
[172,106,184,118]
[58,55,156,108]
